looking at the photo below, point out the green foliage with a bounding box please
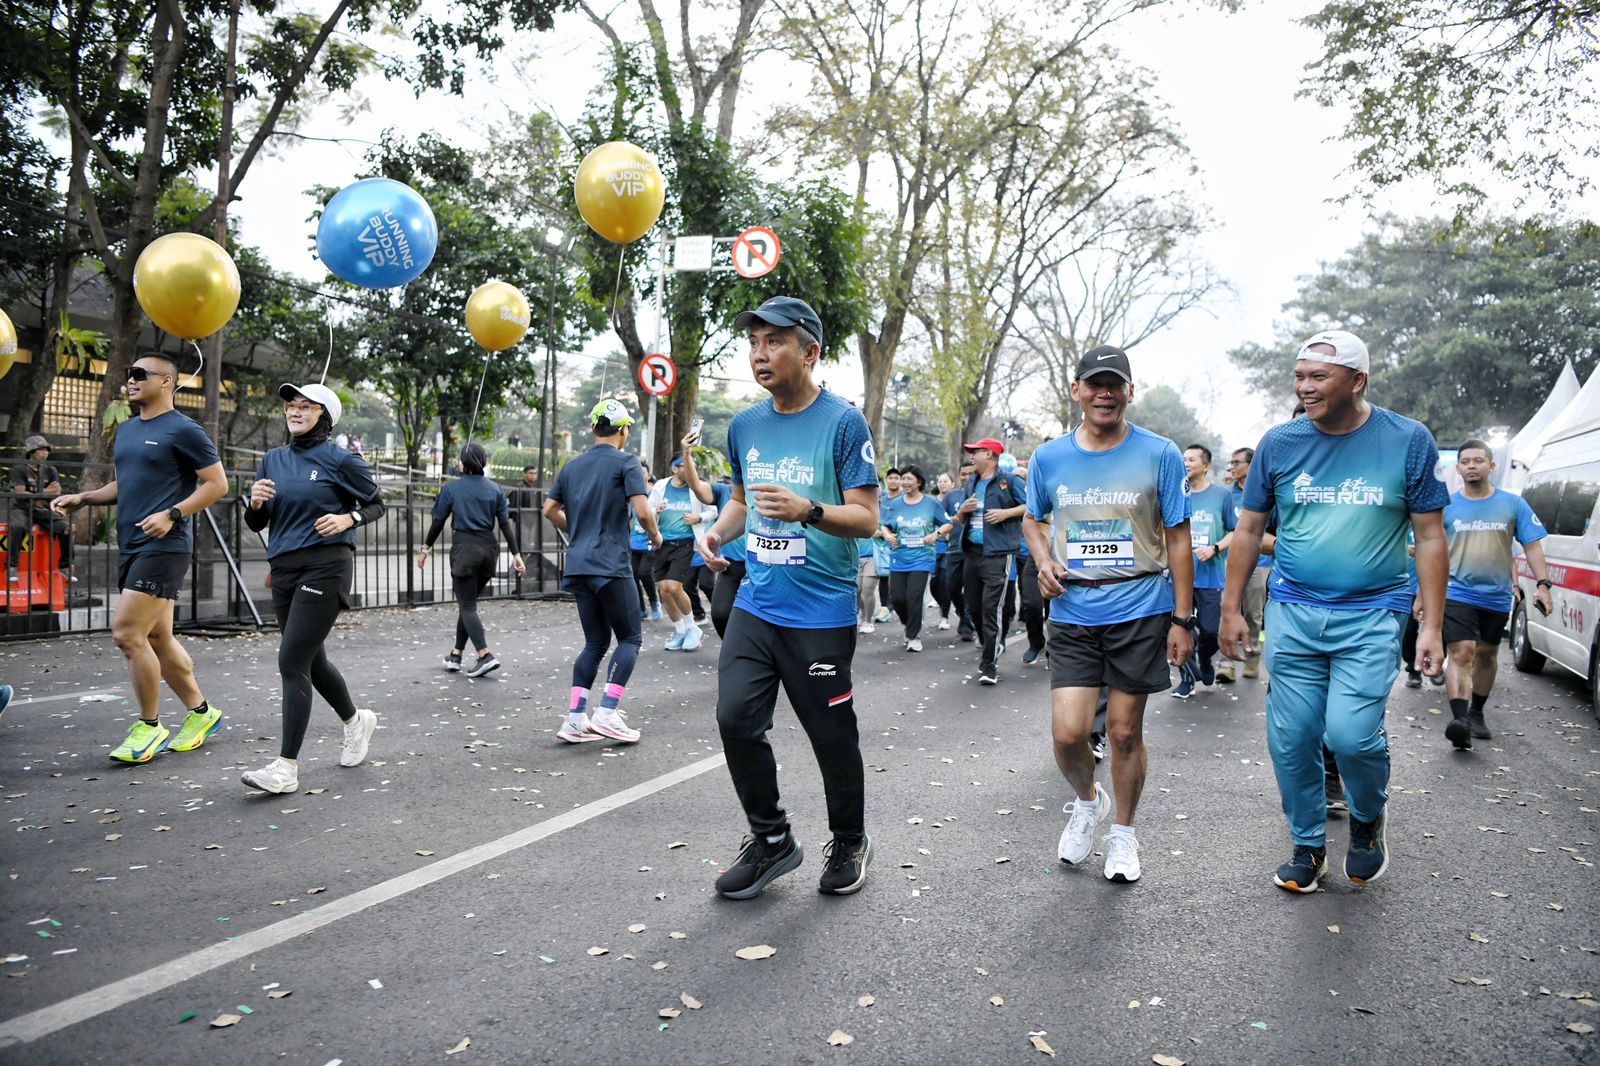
[1130,384,1220,455]
[0,98,62,310]
[1302,0,1600,216]
[1227,217,1600,440]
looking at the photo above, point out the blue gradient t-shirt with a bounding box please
[1188,482,1236,590]
[1243,405,1448,613]
[884,495,945,573]
[728,389,878,628]
[1444,488,1546,611]
[1025,423,1190,626]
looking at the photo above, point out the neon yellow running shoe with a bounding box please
[110,720,170,764]
[168,702,222,752]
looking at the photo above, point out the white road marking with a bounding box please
[9,689,125,707]
[0,752,727,1046]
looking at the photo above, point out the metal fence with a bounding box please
[0,456,565,642]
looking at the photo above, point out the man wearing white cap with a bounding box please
[1221,330,1449,893]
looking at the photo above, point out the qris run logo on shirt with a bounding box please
[745,447,816,486]
[1292,471,1384,506]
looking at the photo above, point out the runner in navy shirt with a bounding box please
[544,400,661,744]
[54,353,228,765]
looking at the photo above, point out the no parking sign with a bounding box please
[638,353,677,396]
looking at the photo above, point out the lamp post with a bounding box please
[891,371,910,467]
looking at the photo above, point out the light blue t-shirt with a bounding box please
[1243,405,1448,613]
[711,481,747,563]
[966,476,992,546]
[655,481,696,541]
[1444,488,1546,611]
[885,494,945,573]
[1025,423,1190,626]
[1188,482,1236,590]
[630,512,651,553]
[728,390,879,628]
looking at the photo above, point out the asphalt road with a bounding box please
[0,599,1596,1065]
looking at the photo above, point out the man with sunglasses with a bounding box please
[54,354,229,763]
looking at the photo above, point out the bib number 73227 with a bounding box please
[750,530,808,567]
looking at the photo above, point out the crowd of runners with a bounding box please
[7,294,1556,901]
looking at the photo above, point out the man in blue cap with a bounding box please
[702,296,881,900]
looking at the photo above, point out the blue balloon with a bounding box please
[316,178,438,288]
[998,452,1018,475]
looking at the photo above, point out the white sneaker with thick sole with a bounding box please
[858,623,876,634]
[589,708,640,743]
[339,708,378,767]
[557,715,603,743]
[242,757,299,794]
[1104,830,1141,883]
[680,626,703,651]
[906,638,923,653]
[938,617,951,631]
[1058,782,1114,865]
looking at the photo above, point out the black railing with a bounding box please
[0,456,564,641]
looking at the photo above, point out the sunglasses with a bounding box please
[124,366,173,382]
[1226,459,1247,466]
[283,400,323,413]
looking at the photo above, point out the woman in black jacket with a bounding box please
[241,383,384,794]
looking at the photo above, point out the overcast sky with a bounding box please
[224,0,1583,447]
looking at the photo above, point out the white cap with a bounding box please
[1297,330,1369,374]
[278,382,343,426]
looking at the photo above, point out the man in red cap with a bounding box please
[952,437,1027,684]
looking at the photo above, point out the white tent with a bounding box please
[1503,360,1583,492]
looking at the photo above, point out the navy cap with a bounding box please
[733,296,823,349]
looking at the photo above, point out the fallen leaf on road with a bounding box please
[307,886,326,894]
[1549,903,1566,912]
[827,1030,854,1046]
[1477,826,1505,834]
[1468,931,1489,943]
[652,961,668,971]
[1490,891,1509,898]
[307,788,326,795]
[209,1013,242,1028]
[415,850,434,857]
[1568,1022,1595,1034]
[995,857,1011,864]
[990,996,1004,1007]
[151,826,170,832]
[1349,1006,1376,1015]
[104,834,121,841]
[587,947,609,956]
[681,993,702,1009]
[735,945,776,961]
[1128,1000,1141,1009]
[1153,1055,1186,1066]
[659,1008,681,1019]
[1030,1035,1056,1057]
[268,990,291,999]
[446,1036,471,1054]
[629,923,647,934]
[668,841,687,849]
[204,844,222,850]
[997,809,1012,815]
[1327,925,1340,934]
[669,931,687,940]
[858,995,875,1008]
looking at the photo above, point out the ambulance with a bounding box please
[1510,417,1600,711]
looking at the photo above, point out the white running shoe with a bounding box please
[339,708,378,767]
[858,623,876,635]
[1104,830,1141,883]
[1058,782,1114,865]
[906,638,923,653]
[938,617,951,631]
[557,715,603,743]
[681,626,703,651]
[242,757,299,794]
[589,708,640,743]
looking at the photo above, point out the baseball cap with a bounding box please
[1075,344,1132,382]
[733,296,824,349]
[963,437,1005,455]
[278,382,343,426]
[669,453,684,469]
[22,435,49,454]
[1297,330,1369,374]
[590,397,634,431]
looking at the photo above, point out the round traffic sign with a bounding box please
[638,353,677,396]
[731,226,781,279]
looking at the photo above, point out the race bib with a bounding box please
[750,527,808,567]
[1065,519,1134,569]
[970,510,985,531]
[1190,530,1212,548]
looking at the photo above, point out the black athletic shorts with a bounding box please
[1047,611,1172,694]
[652,538,695,585]
[270,545,355,612]
[449,532,499,580]
[1443,599,1509,647]
[118,552,190,600]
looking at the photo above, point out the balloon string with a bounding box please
[465,348,492,448]
[320,322,334,385]
[608,244,627,337]
[179,340,203,392]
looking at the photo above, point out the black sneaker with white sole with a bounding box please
[466,653,500,678]
[818,834,872,895]
[978,670,998,686]
[443,652,462,672]
[714,833,804,900]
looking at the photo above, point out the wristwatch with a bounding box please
[804,502,825,526]
[1170,613,1191,628]
[166,506,183,523]
[350,510,363,525]
[1536,578,1553,589]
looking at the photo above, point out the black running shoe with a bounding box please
[1468,710,1491,740]
[978,670,998,686]
[1325,774,1347,814]
[714,833,804,900]
[1345,810,1389,885]
[818,834,872,895]
[443,652,462,672]
[466,653,501,678]
[1274,844,1327,894]
[1445,713,1472,750]
[1403,671,1422,689]
[1428,672,1445,687]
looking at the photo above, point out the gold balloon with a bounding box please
[0,308,16,383]
[465,281,531,351]
[134,233,242,340]
[575,141,666,244]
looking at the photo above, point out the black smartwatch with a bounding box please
[1170,613,1191,628]
[166,506,183,523]
[805,502,825,526]
[1536,578,1553,589]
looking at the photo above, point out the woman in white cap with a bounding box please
[418,441,524,677]
[239,382,383,793]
